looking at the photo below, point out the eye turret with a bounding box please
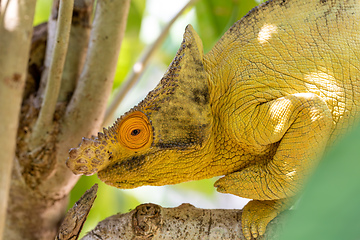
[118,111,152,150]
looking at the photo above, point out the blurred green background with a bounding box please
[32,0,287,237]
[279,123,360,240]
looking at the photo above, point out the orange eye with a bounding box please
[118,111,152,150]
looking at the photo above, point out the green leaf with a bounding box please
[126,0,146,37]
[33,0,52,26]
[279,124,360,240]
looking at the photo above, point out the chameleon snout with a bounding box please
[66,137,111,176]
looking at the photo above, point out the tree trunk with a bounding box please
[0,1,37,239]
[2,0,130,239]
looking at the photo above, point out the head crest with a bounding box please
[137,25,211,149]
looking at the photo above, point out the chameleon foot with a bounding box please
[242,199,286,240]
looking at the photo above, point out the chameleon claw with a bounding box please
[257,222,266,237]
[242,211,252,240]
[250,222,259,239]
[243,226,252,240]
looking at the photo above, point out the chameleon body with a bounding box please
[67,0,360,238]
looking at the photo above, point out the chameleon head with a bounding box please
[66,24,213,188]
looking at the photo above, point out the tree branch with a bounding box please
[30,0,74,148]
[61,0,131,140]
[57,0,94,103]
[103,0,199,127]
[56,184,98,240]
[80,203,287,240]
[0,0,37,239]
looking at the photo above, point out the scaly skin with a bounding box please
[66,0,360,238]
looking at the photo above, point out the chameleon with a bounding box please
[66,0,360,238]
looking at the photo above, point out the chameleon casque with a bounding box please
[66,0,360,238]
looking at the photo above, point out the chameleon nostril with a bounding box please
[68,148,79,159]
[76,158,87,164]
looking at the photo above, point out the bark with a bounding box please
[57,0,93,102]
[30,0,74,148]
[79,203,287,240]
[0,0,37,239]
[4,0,130,239]
[56,185,286,240]
[56,184,98,240]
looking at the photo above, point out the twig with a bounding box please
[103,0,199,126]
[56,184,98,240]
[57,0,94,102]
[30,0,74,147]
[0,0,37,239]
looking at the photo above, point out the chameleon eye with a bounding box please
[131,129,141,136]
[118,111,152,150]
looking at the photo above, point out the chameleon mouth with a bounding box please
[96,153,166,189]
[102,154,146,173]
[97,170,150,189]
